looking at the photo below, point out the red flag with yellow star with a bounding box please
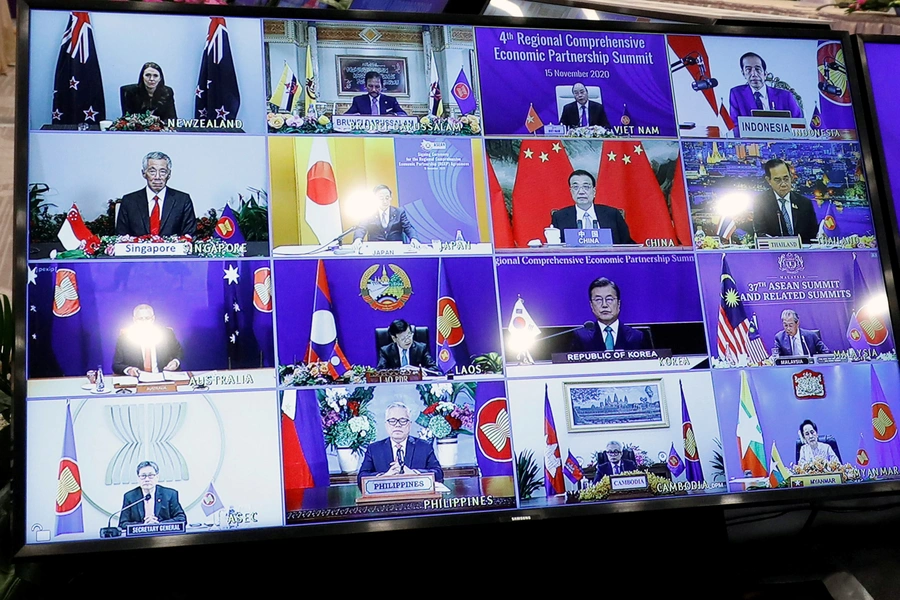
[525,103,543,134]
[510,139,574,247]
[595,141,677,244]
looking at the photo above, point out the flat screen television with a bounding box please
[14,1,900,556]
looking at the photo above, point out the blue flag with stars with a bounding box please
[52,12,106,125]
[195,17,241,122]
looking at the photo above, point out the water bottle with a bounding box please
[96,365,105,393]
[227,506,236,528]
[455,229,465,242]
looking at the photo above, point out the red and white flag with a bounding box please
[57,204,94,250]
[305,138,342,244]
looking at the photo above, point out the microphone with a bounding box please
[100,493,151,538]
[691,78,718,91]
[536,321,595,342]
[818,81,841,96]
[296,227,359,256]
[396,448,405,474]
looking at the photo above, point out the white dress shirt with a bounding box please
[145,187,168,216]
[599,320,620,347]
[578,208,597,229]
[143,487,156,520]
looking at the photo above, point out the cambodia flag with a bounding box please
[56,402,84,536]
[474,383,513,478]
[543,385,565,496]
[436,259,469,374]
[281,390,329,490]
[564,451,584,484]
[666,443,685,477]
[52,12,105,125]
[871,367,900,469]
[195,17,241,121]
[213,205,246,244]
[306,260,350,378]
[200,482,225,516]
[681,380,704,482]
[451,67,477,115]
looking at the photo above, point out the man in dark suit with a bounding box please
[118,460,187,528]
[560,82,611,130]
[592,441,638,484]
[357,401,443,488]
[344,71,408,117]
[115,151,197,238]
[376,319,436,371]
[353,184,421,247]
[728,53,802,123]
[112,304,184,375]
[753,158,818,243]
[773,309,829,357]
[550,170,634,245]
[571,277,649,352]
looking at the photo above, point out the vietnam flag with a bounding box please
[595,141,677,245]
[543,385,565,496]
[525,103,543,133]
[737,370,767,477]
[305,138,342,244]
[281,390,329,492]
[487,157,514,247]
[669,154,692,246]
[510,139,573,247]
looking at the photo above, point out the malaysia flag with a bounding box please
[543,385,565,496]
[305,260,350,378]
[56,402,84,535]
[195,17,241,121]
[305,137,343,244]
[52,12,105,125]
[717,255,766,365]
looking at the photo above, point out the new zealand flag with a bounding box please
[52,12,106,125]
[195,17,241,121]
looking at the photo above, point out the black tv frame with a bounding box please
[13,0,900,558]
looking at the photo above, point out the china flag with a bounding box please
[595,141,677,245]
[510,139,574,247]
[487,157,514,247]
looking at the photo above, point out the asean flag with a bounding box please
[871,367,900,469]
[214,204,246,244]
[305,138,343,245]
[53,269,81,318]
[56,402,83,535]
[436,259,468,374]
[252,267,272,313]
[475,390,513,478]
[305,260,350,378]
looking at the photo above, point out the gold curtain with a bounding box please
[0,0,14,75]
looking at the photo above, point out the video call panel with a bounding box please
[863,42,900,239]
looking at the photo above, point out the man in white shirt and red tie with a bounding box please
[115,151,197,238]
[773,309,829,357]
[357,401,443,488]
[118,460,187,529]
[592,441,638,483]
[112,304,184,376]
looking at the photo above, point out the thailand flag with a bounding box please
[305,137,343,244]
[56,402,84,535]
[305,260,350,378]
[543,385,565,496]
[195,17,241,121]
[436,259,468,374]
[52,12,105,125]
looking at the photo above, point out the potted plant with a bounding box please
[415,382,475,467]
[318,387,377,473]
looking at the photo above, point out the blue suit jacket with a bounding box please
[773,328,829,357]
[344,93,407,116]
[357,436,444,487]
[571,322,649,352]
[118,485,187,528]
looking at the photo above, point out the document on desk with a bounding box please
[138,372,165,383]
[435,482,451,493]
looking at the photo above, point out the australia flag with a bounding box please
[195,17,241,121]
[52,12,105,125]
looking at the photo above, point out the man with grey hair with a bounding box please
[116,151,197,237]
[357,400,443,488]
[559,82,610,130]
[118,460,186,528]
[773,308,828,357]
[592,440,637,484]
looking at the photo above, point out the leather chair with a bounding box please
[374,325,430,357]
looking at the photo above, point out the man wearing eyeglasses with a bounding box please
[549,170,633,245]
[753,158,818,243]
[376,319,436,371]
[357,401,443,488]
[571,277,649,352]
[118,460,187,528]
[592,441,638,483]
[115,151,197,238]
[728,52,802,126]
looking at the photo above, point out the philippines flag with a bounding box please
[305,260,350,378]
[195,17,241,121]
[305,137,343,244]
[436,259,468,374]
[57,204,99,252]
[451,67,477,115]
[200,482,225,516]
[543,385,565,496]
[56,402,84,535]
[717,254,765,366]
[52,12,105,125]
[281,390,329,490]
[564,451,584,484]
[681,380,704,483]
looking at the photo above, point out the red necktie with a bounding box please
[150,196,161,236]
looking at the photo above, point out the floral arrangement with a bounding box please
[623,443,655,469]
[53,234,192,260]
[415,382,475,440]
[279,363,374,387]
[578,471,671,502]
[267,112,333,134]
[318,387,377,453]
[564,125,617,139]
[266,111,482,136]
[418,114,481,136]
[107,111,175,132]
[839,0,899,13]
[790,457,862,482]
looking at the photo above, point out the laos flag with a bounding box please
[305,260,350,378]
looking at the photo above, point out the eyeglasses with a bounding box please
[607,449,622,454]
[591,296,618,305]
[386,418,410,426]
[145,169,169,177]
[138,472,158,479]
[569,185,594,192]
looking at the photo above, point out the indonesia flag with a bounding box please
[57,204,97,251]
[56,402,83,535]
[543,385,565,496]
[305,260,350,378]
[305,138,342,244]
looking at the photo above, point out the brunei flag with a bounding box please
[270,62,300,113]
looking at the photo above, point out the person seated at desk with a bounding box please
[798,419,838,466]
[560,82,611,130]
[343,71,407,116]
[118,460,187,528]
[357,401,443,488]
[773,309,828,357]
[353,184,421,249]
[112,304,184,376]
[376,319,436,371]
[115,151,197,238]
[120,62,177,122]
[592,441,637,484]
[549,170,633,245]
[571,277,650,352]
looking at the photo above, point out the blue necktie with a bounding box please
[779,199,794,236]
[604,326,614,350]
[401,349,408,367]
[580,105,587,127]
[754,91,763,110]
